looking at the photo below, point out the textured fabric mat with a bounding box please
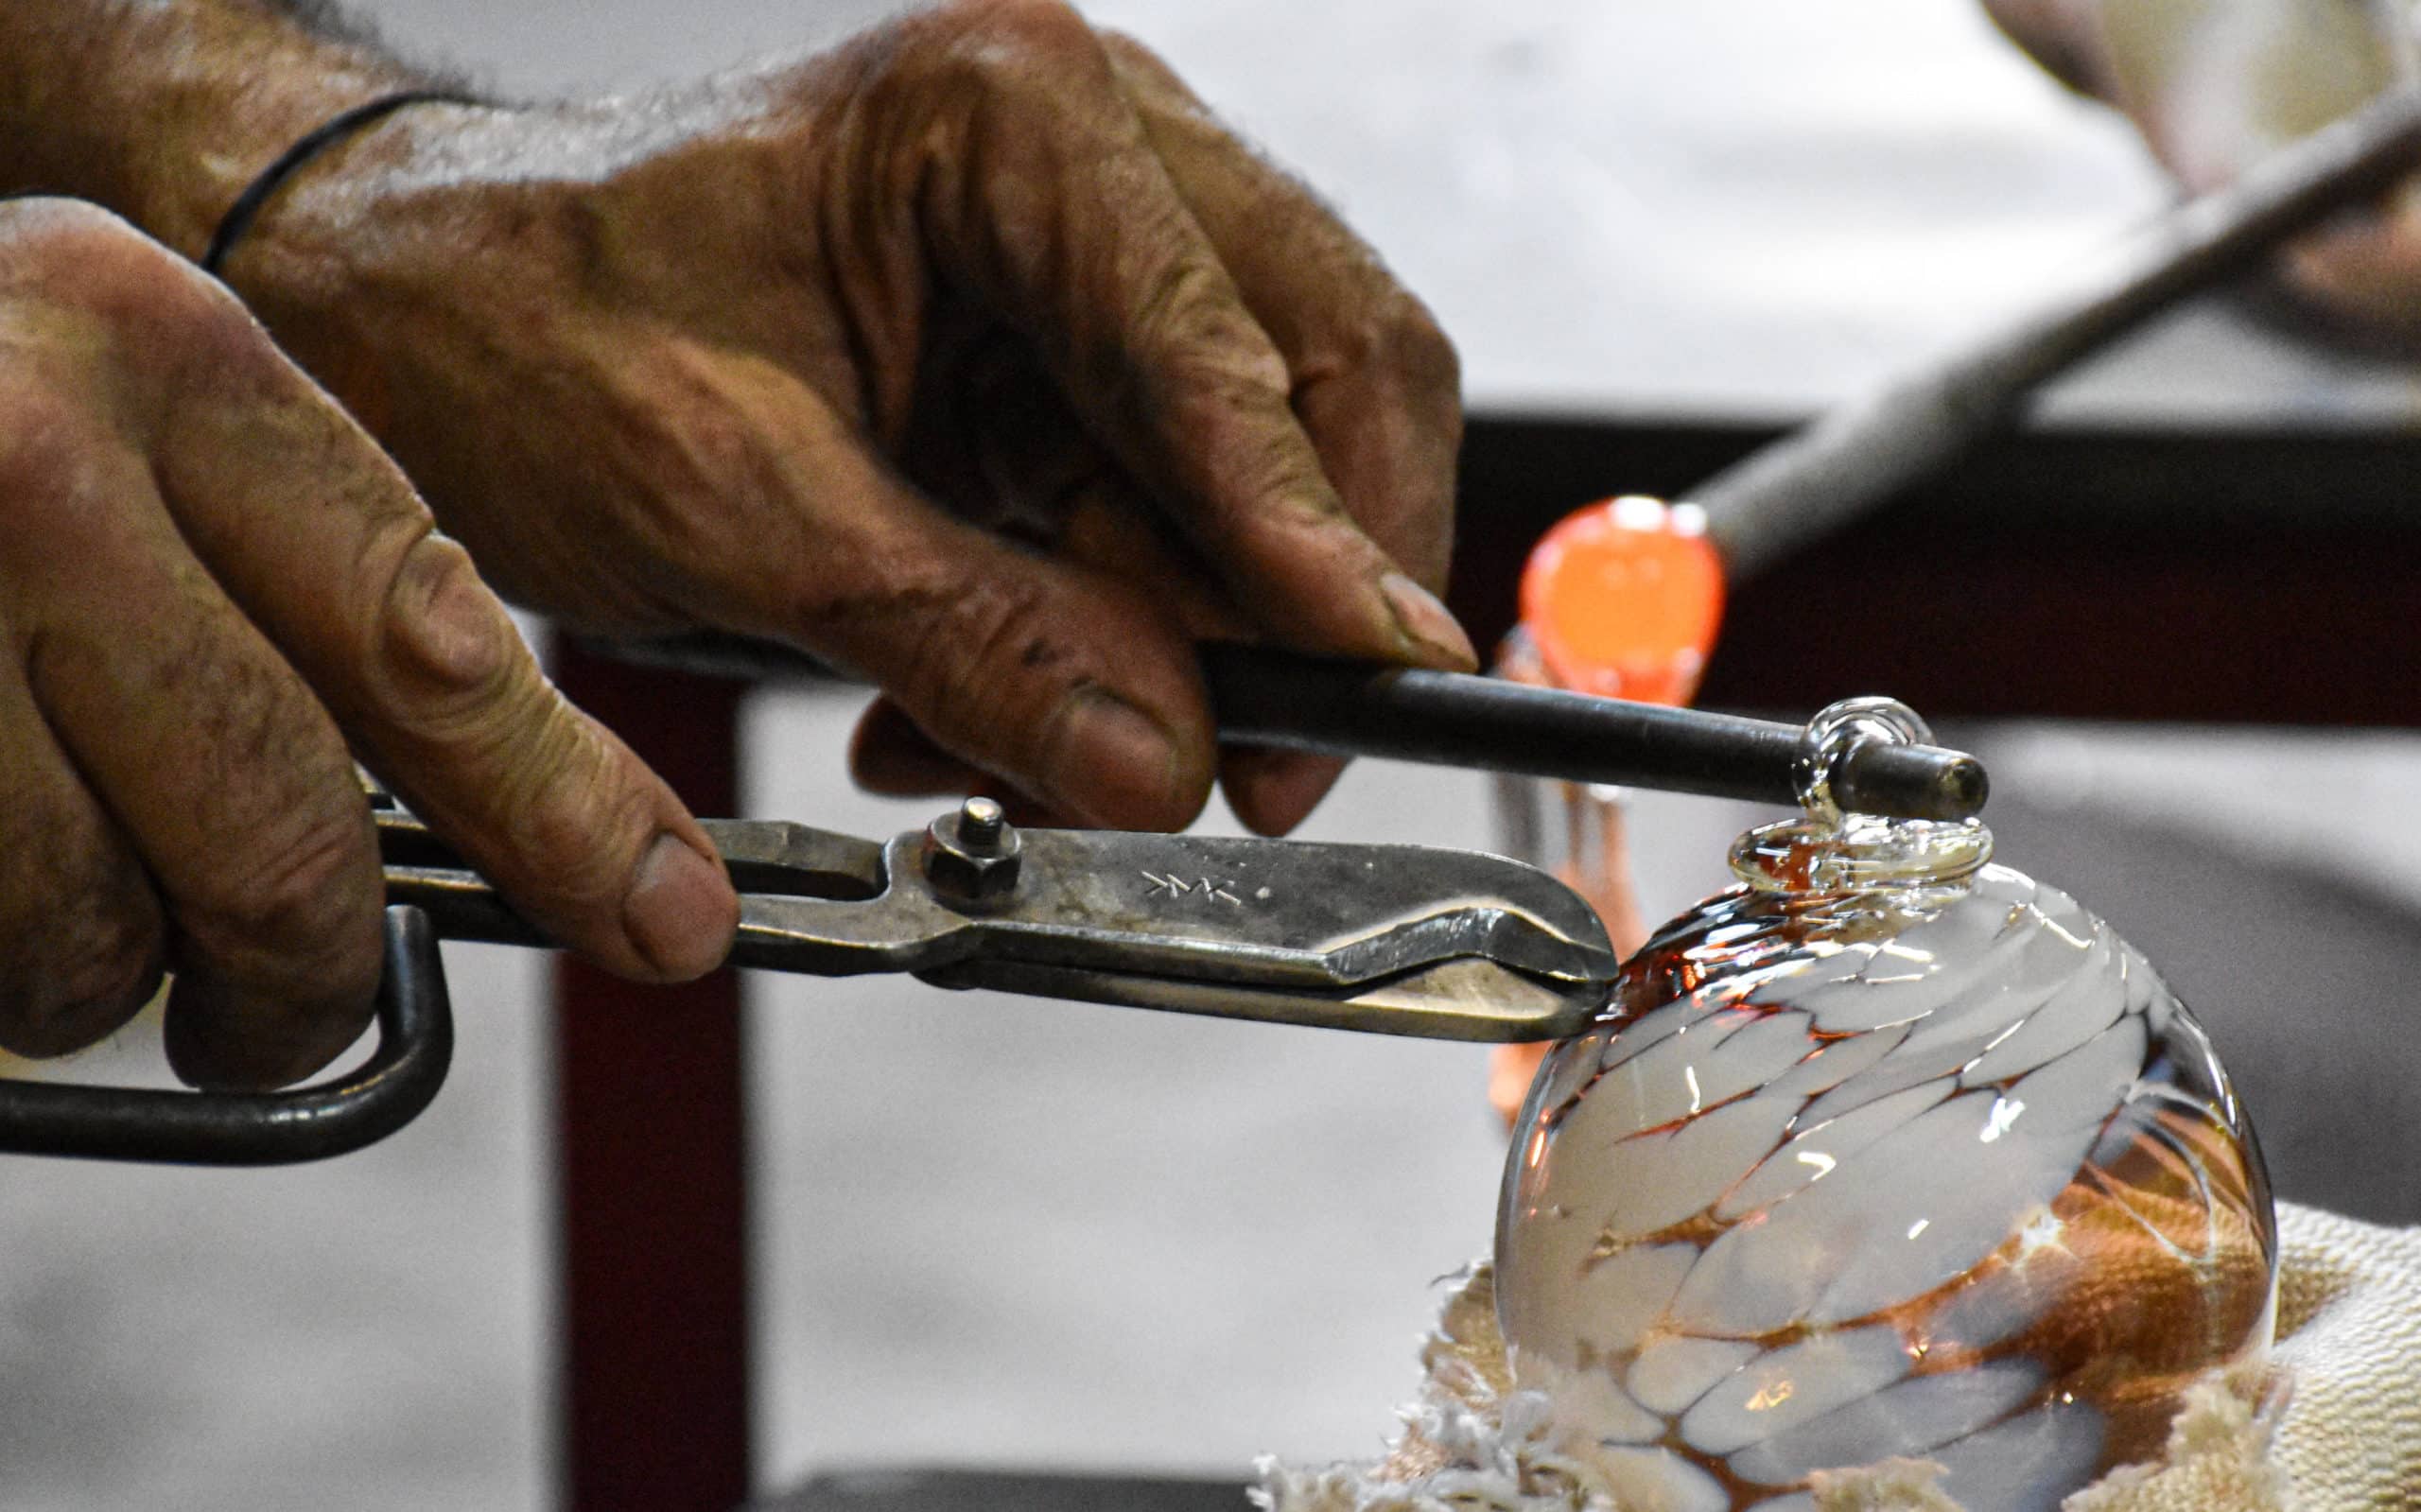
[1256,1202,2421,1511]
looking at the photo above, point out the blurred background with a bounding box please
[5,3,2419,1508]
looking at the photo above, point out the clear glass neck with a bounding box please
[1729,811,1993,896]
[1731,693,1994,897]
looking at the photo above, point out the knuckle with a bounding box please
[915,582,1047,730]
[827,570,1062,758]
[869,0,1107,130]
[1107,259,1288,422]
[0,200,279,393]
[362,520,528,723]
[0,199,161,290]
[243,811,376,941]
[0,931,165,1061]
[0,860,165,1060]
[0,383,108,506]
[1127,255,1232,354]
[932,0,1096,63]
[188,798,382,1001]
[1310,286,1460,400]
[1093,27,1170,78]
[1376,293,1462,404]
[0,200,220,328]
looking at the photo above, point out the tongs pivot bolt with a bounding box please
[922,796,1022,905]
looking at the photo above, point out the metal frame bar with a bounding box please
[550,639,754,1512]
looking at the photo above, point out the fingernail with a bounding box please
[623,832,736,980]
[1056,689,1184,826]
[1380,572,1478,669]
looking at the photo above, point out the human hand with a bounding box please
[0,200,735,1088]
[217,0,1474,836]
[1985,0,2421,331]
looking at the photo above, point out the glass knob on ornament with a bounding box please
[1490,495,1725,1121]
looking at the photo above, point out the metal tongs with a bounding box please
[0,647,1987,1166]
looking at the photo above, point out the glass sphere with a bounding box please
[1495,813,2276,1512]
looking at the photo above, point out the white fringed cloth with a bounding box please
[1254,1203,2421,1511]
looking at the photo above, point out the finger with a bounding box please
[824,508,1212,829]
[1219,748,1347,837]
[858,643,1348,837]
[1103,32,1464,594]
[1022,446,1355,841]
[9,443,385,1089]
[148,298,738,983]
[937,364,1347,833]
[748,397,1216,828]
[896,318,1091,547]
[1101,39,1472,835]
[845,700,1096,830]
[0,643,167,1059]
[855,622,1346,837]
[848,695,986,796]
[897,2,1473,669]
[949,338,1249,641]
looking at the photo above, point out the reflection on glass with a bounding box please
[1489,631,1652,1123]
[1489,493,1719,1122]
[1495,808,2276,1512]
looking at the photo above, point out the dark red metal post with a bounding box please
[549,637,753,1512]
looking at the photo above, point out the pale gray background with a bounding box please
[2,4,2416,1509]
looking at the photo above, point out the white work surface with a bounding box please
[4,5,2420,1510]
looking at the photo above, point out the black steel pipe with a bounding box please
[607,633,1989,821]
[1201,646,1986,821]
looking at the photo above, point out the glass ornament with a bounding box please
[1495,700,2277,1512]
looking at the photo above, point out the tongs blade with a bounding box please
[383,803,1619,1043]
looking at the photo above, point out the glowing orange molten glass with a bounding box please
[1491,495,1727,1125]
[1519,495,1724,708]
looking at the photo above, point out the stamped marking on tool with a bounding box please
[1142,872,1244,906]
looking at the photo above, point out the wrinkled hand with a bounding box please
[0,200,735,1087]
[224,0,1474,836]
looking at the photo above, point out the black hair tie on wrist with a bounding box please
[200,88,479,277]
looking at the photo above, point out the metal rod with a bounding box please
[549,639,752,1512]
[603,633,1987,819]
[1202,646,1986,821]
[1699,85,2421,581]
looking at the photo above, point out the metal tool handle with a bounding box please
[0,906,453,1165]
[1701,85,2421,580]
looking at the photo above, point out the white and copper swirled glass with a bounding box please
[1494,706,2276,1512]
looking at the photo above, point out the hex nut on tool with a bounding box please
[922,797,1022,903]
